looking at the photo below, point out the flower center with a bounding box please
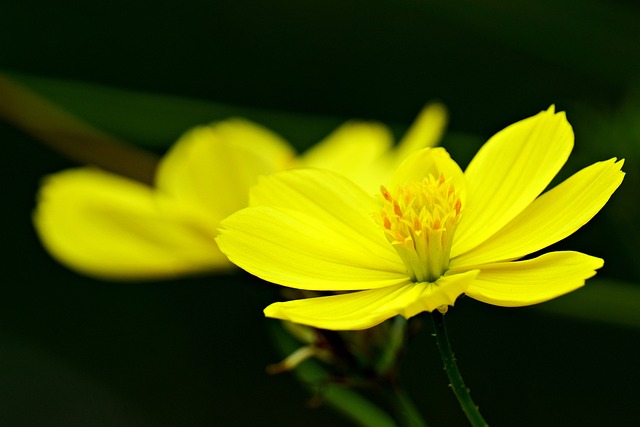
[378,174,462,282]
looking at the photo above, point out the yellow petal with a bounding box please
[300,121,393,189]
[156,119,295,219]
[453,107,574,257]
[464,251,603,307]
[218,206,409,291]
[452,158,624,268]
[264,270,478,330]
[34,168,230,280]
[394,102,448,160]
[239,169,408,289]
[250,168,402,267]
[219,168,408,291]
[390,147,467,203]
[355,103,448,192]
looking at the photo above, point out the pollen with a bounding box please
[378,174,462,282]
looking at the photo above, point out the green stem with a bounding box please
[430,311,488,427]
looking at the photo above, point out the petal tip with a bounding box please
[263,303,282,319]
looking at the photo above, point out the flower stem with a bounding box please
[430,310,488,427]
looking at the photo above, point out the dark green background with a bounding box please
[2,1,640,425]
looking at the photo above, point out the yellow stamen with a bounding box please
[378,175,462,282]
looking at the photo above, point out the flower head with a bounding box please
[216,106,625,330]
[34,104,446,280]
[378,174,462,283]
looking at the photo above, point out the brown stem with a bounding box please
[0,74,159,185]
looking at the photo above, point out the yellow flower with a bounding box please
[216,107,625,330]
[33,104,446,280]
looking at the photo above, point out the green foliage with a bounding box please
[2,0,640,425]
[7,72,348,153]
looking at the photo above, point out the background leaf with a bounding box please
[1,0,640,426]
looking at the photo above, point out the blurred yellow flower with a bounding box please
[216,107,624,330]
[34,104,446,280]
